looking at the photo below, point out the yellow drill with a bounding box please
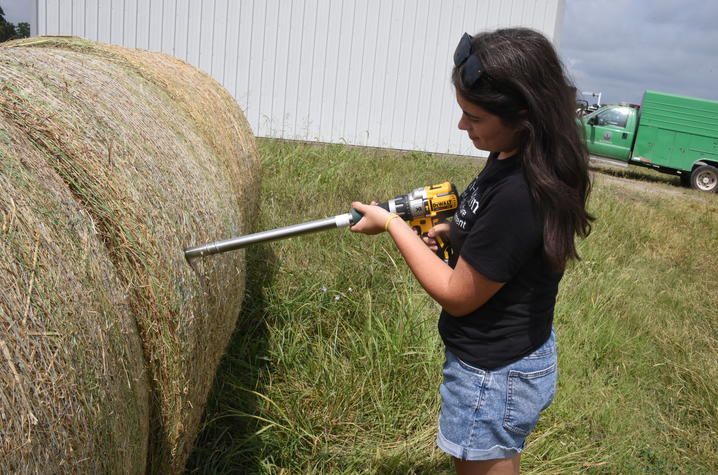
[184,182,459,261]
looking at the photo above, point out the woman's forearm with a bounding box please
[385,217,503,316]
[349,201,503,315]
[385,218,456,308]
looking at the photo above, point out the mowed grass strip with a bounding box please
[188,139,718,474]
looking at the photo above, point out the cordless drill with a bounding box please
[184,182,459,260]
[351,182,459,260]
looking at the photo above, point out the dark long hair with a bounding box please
[452,28,594,270]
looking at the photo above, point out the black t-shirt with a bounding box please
[438,153,563,369]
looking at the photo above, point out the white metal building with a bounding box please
[31,0,565,157]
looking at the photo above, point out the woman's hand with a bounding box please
[349,201,393,235]
[422,222,450,252]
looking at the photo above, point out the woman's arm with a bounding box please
[350,201,504,316]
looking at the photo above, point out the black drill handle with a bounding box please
[350,201,390,225]
[434,234,453,262]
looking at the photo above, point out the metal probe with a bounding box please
[183,212,356,259]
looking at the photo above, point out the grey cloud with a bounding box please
[560,0,718,104]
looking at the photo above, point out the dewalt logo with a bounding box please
[431,196,458,212]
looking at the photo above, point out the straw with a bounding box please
[0,37,260,472]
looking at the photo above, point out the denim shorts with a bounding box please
[436,330,557,461]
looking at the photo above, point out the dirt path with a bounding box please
[589,159,716,204]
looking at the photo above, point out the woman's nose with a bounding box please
[458,115,468,131]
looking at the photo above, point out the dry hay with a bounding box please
[0,37,260,472]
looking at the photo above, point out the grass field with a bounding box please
[187,139,718,474]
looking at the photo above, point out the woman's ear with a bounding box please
[515,110,530,131]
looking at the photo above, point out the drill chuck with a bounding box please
[383,187,429,221]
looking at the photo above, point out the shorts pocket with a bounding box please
[503,361,557,436]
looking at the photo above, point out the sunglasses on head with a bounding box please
[454,32,484,88]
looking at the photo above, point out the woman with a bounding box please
[350,28,593,474]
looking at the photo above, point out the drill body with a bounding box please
[374,182,459,260]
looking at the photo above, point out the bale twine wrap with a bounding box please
[0,37,260,472]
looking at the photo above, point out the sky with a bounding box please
[0,0,28,25]
[2,0,716,106]
[559,0,718,105]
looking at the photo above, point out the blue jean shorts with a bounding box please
[436,330,557,461]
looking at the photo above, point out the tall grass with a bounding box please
[187,140,718,473]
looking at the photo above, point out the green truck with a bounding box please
[580,90,718,193]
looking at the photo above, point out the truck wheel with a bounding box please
[690,165,718,193]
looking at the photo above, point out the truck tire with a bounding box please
[690,165,718,193]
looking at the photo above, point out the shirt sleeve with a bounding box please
[459,178,543,283]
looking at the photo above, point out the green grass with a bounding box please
[187,139,718,474]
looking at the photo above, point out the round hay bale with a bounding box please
[0,37,260,472]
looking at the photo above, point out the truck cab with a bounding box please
[581,104,639,161]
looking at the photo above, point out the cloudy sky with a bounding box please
[560,0,718,104]
[2,0,717,106]
[0,0,27,26]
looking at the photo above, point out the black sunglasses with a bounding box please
[454,32,484,88]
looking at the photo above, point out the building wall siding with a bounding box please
[34,0,564,157]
